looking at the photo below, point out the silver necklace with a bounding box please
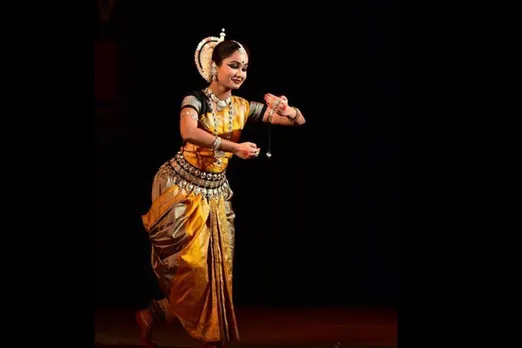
[208,90,231,112]
[205,88,233,165]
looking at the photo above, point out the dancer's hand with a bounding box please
[233,142,260,159]
[264,93,290,116]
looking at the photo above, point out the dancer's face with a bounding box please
[216,50,248,90]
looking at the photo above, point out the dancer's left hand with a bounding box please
[264,93,291,116]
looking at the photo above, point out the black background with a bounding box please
[94,1,399,310]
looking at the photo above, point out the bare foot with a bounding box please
[135,309,158,348]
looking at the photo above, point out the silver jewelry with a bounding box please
[210,63,217,81]
[181,109,198,121]
[212,136,222,151]
[205,88,233,165]
[232,40,246,54]
[207,90,231,112]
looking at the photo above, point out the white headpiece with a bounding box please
[195,28,226,83]
[194,28,246,83]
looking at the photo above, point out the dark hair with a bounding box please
[211,40,250,66]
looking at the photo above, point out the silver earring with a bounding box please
[211,63,217,80]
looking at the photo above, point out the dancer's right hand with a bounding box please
[234,142,260,159]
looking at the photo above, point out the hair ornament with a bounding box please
[195,28,226,82]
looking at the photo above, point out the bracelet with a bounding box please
[212,136,222,151]
[289,107,300,122]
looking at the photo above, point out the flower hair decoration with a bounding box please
[194,28,246,83]
[195,28,226,83]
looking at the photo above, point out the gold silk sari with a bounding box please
[141,92,265,343]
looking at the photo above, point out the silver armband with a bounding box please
[181,109,199,121]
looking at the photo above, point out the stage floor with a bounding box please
[95,307,397,348]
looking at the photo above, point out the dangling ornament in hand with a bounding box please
[264,93,286,159]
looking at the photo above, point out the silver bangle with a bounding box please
[212,136,222,151]
[289,107,300,122]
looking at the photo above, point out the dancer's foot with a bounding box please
[135,309,158,348]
